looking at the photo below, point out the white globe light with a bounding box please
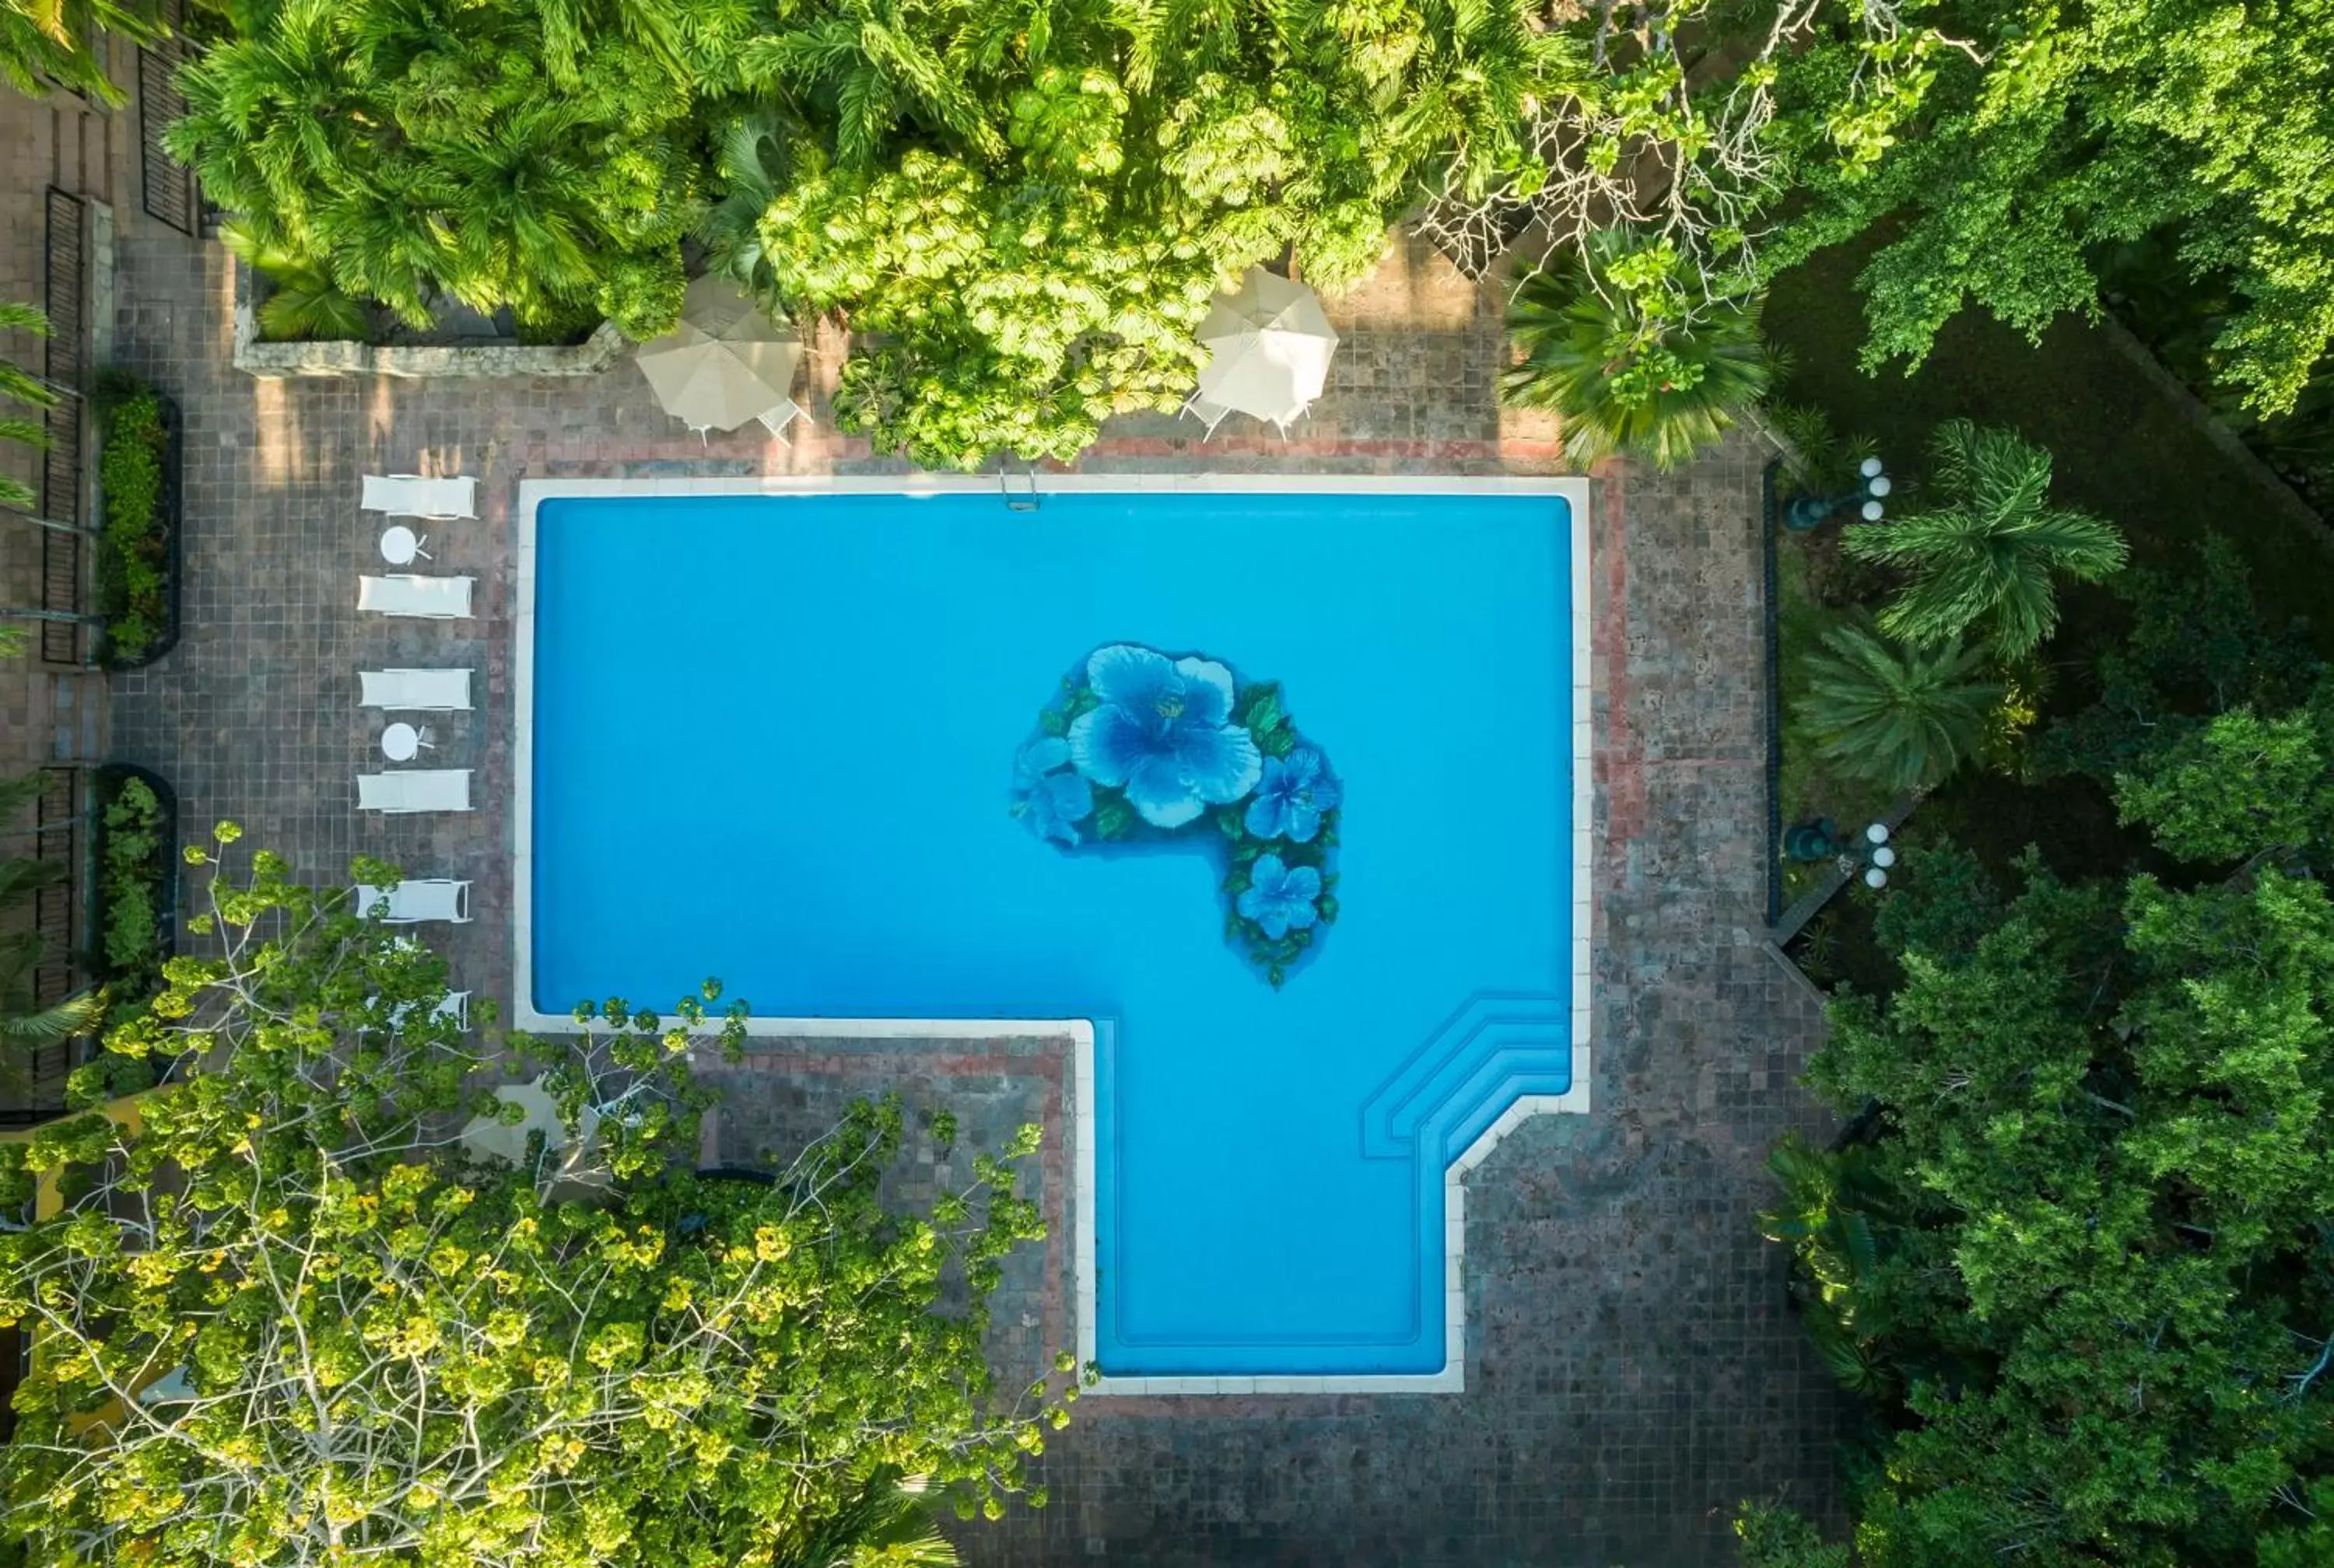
[1859,456,1884,478]
[1861,499,1885,521]
[1872,845,1898,868]
[1863,867,1889,889]
[1866,475,1893,497]
[1866,822,1891,845]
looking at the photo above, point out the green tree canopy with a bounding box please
[1767,0,2334,418]
[0,831,1074,1568]
[166,0,735,337]
[2038,534,2322,789]
[1753,678,2334,1561]
[747,0,1582,467]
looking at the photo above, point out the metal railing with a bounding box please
[40,188,86,667]
[138,0,197,236]
[1,767,86,1128]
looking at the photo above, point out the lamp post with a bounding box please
[1782,817,1898,886]
[1856,821,1898,890]
[1784,455,1891,531]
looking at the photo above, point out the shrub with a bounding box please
[93,373,170,664]
[97,775,166,1024]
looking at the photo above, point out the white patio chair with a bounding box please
[361,474,478,520]
[384,991,471,1033]
[357,770,472,814]
[352,879,471,924]
[359,574,473,618]
[359,669,472,712]
[756,401,808,444]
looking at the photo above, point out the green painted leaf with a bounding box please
[1239,684,1284,734]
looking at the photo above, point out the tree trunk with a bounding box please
[0,608,103,626]
[3,510,99,539]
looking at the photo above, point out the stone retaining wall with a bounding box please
[229,256,626,379]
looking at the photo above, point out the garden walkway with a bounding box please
[40,84,1853,1563]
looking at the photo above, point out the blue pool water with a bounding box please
[530,488,1577,1377]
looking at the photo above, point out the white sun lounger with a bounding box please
[359,575,473,619]
[359,668,472,711]
[362,474,477,520]
[353,879,471,924]
[382,991,472,1032]
[357,770,472,814]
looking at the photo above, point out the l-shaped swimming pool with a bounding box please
[515,476,1593,1391]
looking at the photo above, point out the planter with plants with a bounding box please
[226,240,627,381]
[88,765,177,1033]
[93,372,181,669]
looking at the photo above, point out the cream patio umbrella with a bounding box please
[1183,267,1340,438]
[634,275,807,439]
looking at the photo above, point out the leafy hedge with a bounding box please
[93,372,173,666]
[96,772,168,1027]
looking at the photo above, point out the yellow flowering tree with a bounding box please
[0,831,1073,1568]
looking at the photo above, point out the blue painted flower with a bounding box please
[1243,746,1342,842]
[1015,736,1071,789]
[1012,737,1093,845]
[1236,853,1321,940]
[1068,644,1262,829]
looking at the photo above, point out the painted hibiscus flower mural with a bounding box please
[1009,642,1343,986]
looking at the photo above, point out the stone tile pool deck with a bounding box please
[100,205,1851,1563]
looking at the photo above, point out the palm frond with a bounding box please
[0,989,103,1048]
[0,853,68,913]
[0,769,53,829]
[1796,621,2000,792]
[1502,247,1774,471]
[1845,422,2126,655]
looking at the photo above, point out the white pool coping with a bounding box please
[513,472,1596,1395]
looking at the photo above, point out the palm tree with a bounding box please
[430,104,601,322]
[1844,419,2128,656]
[738,0,1003,169]
[0,297,78,411]
[1,0,163,108]
[770,1469,960,1568]
[1502,239,1775,471]
[164,0,367,247]
[219,222,370,342]
[699,110,801,306]
[1,303,100,554]
[0,863,102,1049]
[1796,621,2000,793]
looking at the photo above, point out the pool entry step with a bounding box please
[1360,992,1572,1165]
